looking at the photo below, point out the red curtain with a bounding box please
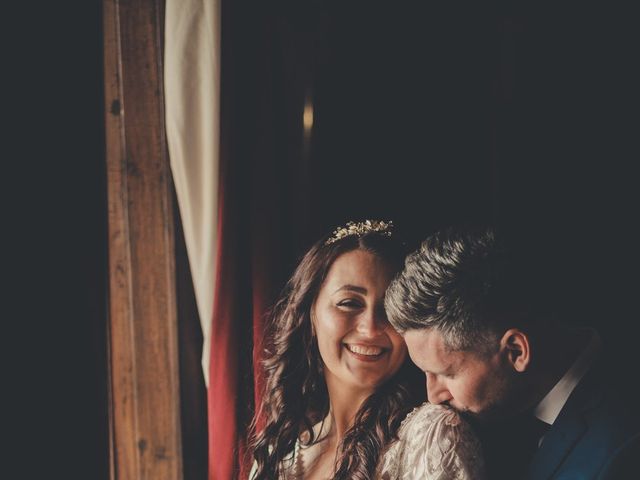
[206,4,314,478]
[207,124,310,479]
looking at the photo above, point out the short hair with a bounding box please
[385,226,552,354]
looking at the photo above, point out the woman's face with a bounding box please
[312,249,407,392]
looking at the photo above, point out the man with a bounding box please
[385,226,640,479]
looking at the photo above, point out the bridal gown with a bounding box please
[250,403,485,479]
[377,402,485,479]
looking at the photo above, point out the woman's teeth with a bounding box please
[345,344,384,356]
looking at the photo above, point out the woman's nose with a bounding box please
[356,307,387,337]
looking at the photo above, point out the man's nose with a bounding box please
[426,372,452,404]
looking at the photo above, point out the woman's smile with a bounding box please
[344,343,388,361]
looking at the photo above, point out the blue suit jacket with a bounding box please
[527,360,640,479]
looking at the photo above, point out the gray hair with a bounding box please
[385,226,506,355]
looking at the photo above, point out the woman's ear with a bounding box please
[499,328,531,373]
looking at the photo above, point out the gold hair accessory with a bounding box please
[325,220,393,245]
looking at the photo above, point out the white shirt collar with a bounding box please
[533,328,601,425]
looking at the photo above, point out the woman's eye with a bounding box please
[336,299,363,309]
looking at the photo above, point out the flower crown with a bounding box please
[325,220,394,245]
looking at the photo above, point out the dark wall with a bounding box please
[7,1,109,479]
[240,2,638,365]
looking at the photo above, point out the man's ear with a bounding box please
[498,328,531,372]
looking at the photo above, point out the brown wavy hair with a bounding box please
[248,228,424,479]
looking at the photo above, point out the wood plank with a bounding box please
[103,0,183,478]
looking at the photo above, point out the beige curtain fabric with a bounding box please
[165,0,220,384]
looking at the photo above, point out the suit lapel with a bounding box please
[527,363,604,479]
[528,411,587,479]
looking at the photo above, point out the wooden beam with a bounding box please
[103,0,183,479]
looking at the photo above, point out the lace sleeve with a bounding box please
[378,403,486,480]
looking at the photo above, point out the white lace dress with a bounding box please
[377,403,485,479]
[250,403,485,479]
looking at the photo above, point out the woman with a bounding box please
[248,220,484,479]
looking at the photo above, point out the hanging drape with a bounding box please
[165,2,313,478]
[165,0,221,383]
[207,4,314,476]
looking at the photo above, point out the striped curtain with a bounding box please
[165,2,312,478]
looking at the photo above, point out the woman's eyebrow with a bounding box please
[332,284,368,295]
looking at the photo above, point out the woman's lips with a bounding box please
[344,343,388,361]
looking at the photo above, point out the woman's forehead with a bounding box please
[321,250,393,293]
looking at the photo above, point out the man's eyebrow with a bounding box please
[425,364,454,376]
[332,284,367,295]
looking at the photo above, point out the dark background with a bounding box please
[6,1,109,478]
[7,1,637,479]
[226,1,639,361]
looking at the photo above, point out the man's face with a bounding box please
[404,327,519,423]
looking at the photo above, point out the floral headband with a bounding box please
[325,220,393,245]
